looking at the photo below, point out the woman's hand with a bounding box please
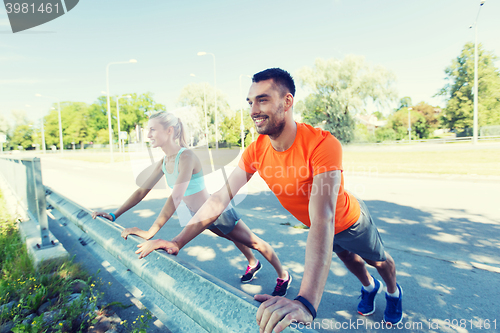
[121,227,140,240]
[92,211,114,221]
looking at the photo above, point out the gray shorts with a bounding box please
[188,206,241,235]
[333,197,386,261]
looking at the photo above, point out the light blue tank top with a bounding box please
[162,148,206,196]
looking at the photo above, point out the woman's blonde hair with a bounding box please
[149,111,188,147]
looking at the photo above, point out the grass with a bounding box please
[0,190,101,332]
[0,189,156,332]
[343,149,500,176]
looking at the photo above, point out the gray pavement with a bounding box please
[39,151,500,332]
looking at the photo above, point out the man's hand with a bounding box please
[135,239,180,259]
[255,294,313,333]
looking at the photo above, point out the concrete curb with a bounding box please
[0,171,68,268]
[45,187,317,333]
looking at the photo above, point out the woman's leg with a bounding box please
[208,227,258,267]
[227,220,287,279]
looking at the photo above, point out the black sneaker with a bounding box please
[272,272,292,296]
[241,261,262,283]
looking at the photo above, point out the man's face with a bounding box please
[247,79,286,139]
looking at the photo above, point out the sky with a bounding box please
[1,0,499,125]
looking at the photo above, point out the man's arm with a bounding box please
[135,166,252,258]
[256,170,341,333]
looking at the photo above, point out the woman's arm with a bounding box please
[135,165,253,258]
[92,160,162,221]
[123,150,196,240]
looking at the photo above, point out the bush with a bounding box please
[375,127,397,142]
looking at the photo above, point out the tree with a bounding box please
[43,102,90,148]
[387,108,427,140]
[10,110,34,149]
[219,110,254,146]
[11,124,35,149]
[398,96,412,110]
[297,56,397,143]
[437,42,500,130]
[87,92,165,144]
[0,114,11,148]
[411,101,440,131]
[177,83,231,143]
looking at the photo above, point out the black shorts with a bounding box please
[333,197,386,261]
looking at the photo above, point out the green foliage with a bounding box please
[353,123,376,143]
[386,108,428,140]
[412,101,440,130]
[10,124,35,149]
[398,97,412,110]
[177,83,232,143]
[297,56,397,143]
[41,92,163,147]
[43,102,90,148]
[7,110,35,149]
[0,191,102,332]
[438,42,500,130]
[219,110,254,146]
[297,94,356,143]
[374,127,397,142]
[120,309,153,333]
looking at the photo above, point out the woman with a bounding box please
[92,111,291,296]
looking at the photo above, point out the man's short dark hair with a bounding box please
[252,68,295,97]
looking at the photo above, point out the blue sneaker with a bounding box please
[384,284,403,325]
[357,276,382,316]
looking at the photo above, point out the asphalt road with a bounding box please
[39,151,500,332]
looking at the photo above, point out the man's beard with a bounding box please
[256,104,286,140]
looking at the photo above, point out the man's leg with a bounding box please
[364,252,397,294]
[336,250,372,287]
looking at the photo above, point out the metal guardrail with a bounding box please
[354,135,500,146]
[0,156,52,248]
[46,188,317,333]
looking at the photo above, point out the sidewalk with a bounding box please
[40,154,500,332]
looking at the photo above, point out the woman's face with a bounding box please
[147,118,170,148]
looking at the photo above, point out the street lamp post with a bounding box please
[408,107,413,142]
[197,51,218,149]
[472,0,486,145]
[239,74,251,150]
[106,59,137,162]
[40,113,46,153]
[35,94,63,153]
[116,95,131,154]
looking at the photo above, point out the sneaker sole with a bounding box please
[241,265,262,284]
[357,279,382,316]
[383,285,403,326]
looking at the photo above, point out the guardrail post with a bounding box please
[0,156,53,249]
[31,158,51,248]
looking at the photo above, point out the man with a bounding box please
[136,68,403,332]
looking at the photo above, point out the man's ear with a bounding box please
[284,93,294,111]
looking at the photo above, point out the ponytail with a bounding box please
[150,111,188,147]
[176,119,188,148]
